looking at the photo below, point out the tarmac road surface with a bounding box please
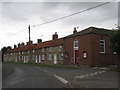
[2,63,67,88]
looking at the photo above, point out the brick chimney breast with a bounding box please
[73,27,77,34]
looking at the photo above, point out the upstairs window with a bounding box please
[48,54,52,60]
[28,50,30,54]
[42,54,45,60]
[32,50,34,53]
[49,47,52,52]
[99,38,105,53]
[42,48,45,52]
[58,45,63,51]
[74,39,79,50]
[59,53,64,60]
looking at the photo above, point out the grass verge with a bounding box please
[109,68,120,72]
[3,61,79,69]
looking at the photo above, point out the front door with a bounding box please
[39,55,41,63]
[74,39,79,65]
[54,54,57,64]
[74,50,79,64]
[35,55,38,63]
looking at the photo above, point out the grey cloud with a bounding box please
[2,2,118,27]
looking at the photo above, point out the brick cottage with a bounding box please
[3,26,117,66]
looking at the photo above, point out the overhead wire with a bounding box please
[2,0,115,40]
[31,1,114,28]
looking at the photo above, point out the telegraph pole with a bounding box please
[28,25,31,63]
[28,25,31,45]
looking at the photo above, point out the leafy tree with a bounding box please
[110,27,120,69]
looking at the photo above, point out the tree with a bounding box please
[1,47,7,61]
[110,28,120,69]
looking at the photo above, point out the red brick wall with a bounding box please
[63,33,117,66]
[91,34,117,66]
[63,34,93,66]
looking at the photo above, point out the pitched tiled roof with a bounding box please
[35,39,63,49]
[5,44,37,53]
[35,40,52,49]
[63,26,111,39]
[5,26,110,53]
[5,39,64,53]
[50,39,63,47]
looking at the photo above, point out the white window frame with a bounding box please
[99,38,105,54]
[59,53,63,60]
[74,39,79,50]
[49,47,52,52]
[113,52,117,55]
[32,55,34,60]
[42,54,45,60]
[58,45,63,51]
[32,50,34,53]
[42,48,45,52]
[39,55,41,63]
[28,50,30,54]
[49,54,52,60]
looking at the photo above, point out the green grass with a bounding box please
[3,61,79,69]
[109,68,120,72]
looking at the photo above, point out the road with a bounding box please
[2,63,119,88]
[2,63,67,88]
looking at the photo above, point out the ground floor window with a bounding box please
[59,53,63,60]
[99,38,105,53]
[22,56,24,60]
[42,54,45,60]
[39,55,41,63]
[32,55,34,60]
[48,54,52,60]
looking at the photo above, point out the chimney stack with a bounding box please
[18,43,20,47]
[21,42,24,46]
[26,40,33,45]
[14,45,17,48]
[52,32,58,40]
[30,40,33,45]
[73,27,77,34]
[37,39,42,43]
[7,46,12,50]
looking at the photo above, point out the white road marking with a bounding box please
[101,71,106,73]
[53,74,68,84]
[99,68,107,70]
[34,67,51,74]
[90,73,95,76]
[75,70,107,79]
[94,72,98,75]
[34,67,69,84]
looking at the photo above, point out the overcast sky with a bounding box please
[0,0,119,49]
